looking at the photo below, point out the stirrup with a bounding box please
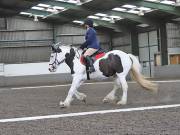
[88,67,95,73]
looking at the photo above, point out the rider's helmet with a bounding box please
[84,18,93,27]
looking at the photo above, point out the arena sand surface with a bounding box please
[0,80,180,135]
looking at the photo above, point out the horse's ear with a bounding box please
[50,44,62,53]
[51,42,61,50]
[51,45,56,52]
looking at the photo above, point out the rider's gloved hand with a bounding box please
[78,46,82,50]
[79,45,85,50]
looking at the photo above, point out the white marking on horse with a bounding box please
[49,45,158,108]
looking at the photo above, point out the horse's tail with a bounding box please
[128,54,158,92]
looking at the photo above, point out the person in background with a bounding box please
[80,18,101,72]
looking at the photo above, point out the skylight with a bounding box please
[31,4,66,14]
[20,12,44,18]
[95,13,107,17]
[31,6,45,11]
[128,10,140,14]
[73,20,83,24]
[145,0,176,5]
[46,8,58,13]
[112,7,127,12]
[137,23,149,27]
[86,12,123,24]
[113,3,153,16]
[160,0,175,5]
[20,12,32,15]
[101,17,112,22]
[55,0,81,5]
[38,3,51,8]
[122,4,137,9]
[138,7,151,11]
[88,15,100,19]
[20,0,155,24]
[145,0,160,2]
[55,0,93,5]
[21,0,93,21]
[53,6,65,10]
[21,1,68,21]
[72,20,98,26]
[109,15,122,20]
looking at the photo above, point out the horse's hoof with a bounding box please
[79,94,86,104]
[116,100,126,105]
[59,101,68,108]
[82,98,86,104]
[103,98,109,103]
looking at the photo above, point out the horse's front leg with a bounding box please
[74,79,87,102]
[59,75,85,108]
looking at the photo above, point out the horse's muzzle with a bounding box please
[48,67,56,72]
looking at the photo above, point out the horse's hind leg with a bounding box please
[103,78,120,103]
[116,75,128,105]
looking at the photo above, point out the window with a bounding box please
[170,54,180,64]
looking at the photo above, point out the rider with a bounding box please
[80,18,101,73]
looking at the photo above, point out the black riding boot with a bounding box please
[85,56,95,73]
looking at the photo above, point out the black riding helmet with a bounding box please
[84,18,93,27]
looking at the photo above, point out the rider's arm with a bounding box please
[80,42,87,49]
[80,29,94,49]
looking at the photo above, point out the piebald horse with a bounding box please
[49,43,157,108]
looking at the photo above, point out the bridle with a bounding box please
[49,44,81,71]
[75,48,81,59]
[49,52,65,70]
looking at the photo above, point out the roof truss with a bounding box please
[19,0,180,32]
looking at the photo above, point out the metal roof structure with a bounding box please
[1,0,180,32]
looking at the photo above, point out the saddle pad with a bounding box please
[80,52,105,65]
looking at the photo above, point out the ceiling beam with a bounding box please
[108,10,162,27]
[41,1,129,31]
[92,19,123,32]
[26,9,50,16]
[25,9,71,22]
[0,7,19,17]
[44,0,92,12]
[46,0,133,31]
[29,9,123,32]
[129,0,180,16]
[47,0,164,28]
[22,0,133,32]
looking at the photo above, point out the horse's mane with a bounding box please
[60,45,77,49]
[60,45,83,54]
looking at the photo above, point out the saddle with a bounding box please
[80,49,106,80]
[80,49,106,65]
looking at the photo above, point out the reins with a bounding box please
[75,48,81,59]
[49,52,65,66]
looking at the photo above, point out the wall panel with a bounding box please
[112,33,131,53]
[167,23,180,48]
[56,24,110,50]
[0,17,53,63]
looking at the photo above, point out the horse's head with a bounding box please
[48,43,69,72]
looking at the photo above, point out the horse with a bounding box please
[48,43,158,108]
